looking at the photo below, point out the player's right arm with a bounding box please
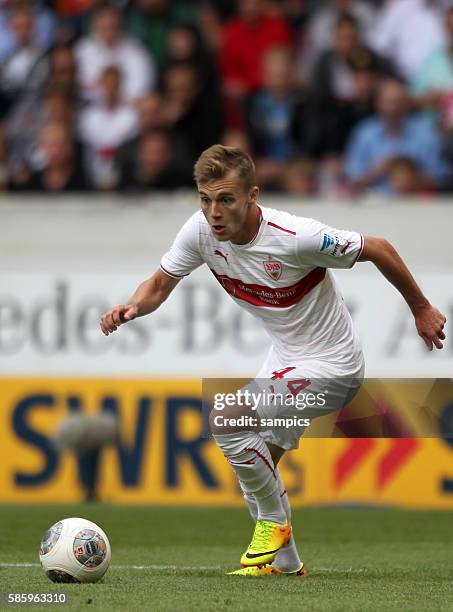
[101,212,204,336]
[100,269,180,336]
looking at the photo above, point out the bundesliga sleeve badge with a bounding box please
[320,233,352,257]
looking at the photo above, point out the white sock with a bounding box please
[240,484,258,523]
[240,470,302,572]
[273,471,302,572]
[214,432,286,524]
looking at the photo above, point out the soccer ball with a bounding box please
[39,517,111,583]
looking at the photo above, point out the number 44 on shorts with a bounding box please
[270,367,311,396]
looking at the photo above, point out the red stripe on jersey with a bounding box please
[210,267,326,308]
[267,221,296,235]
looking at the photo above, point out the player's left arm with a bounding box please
[358,235,447,350]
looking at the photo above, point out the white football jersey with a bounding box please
[161,206,364,372]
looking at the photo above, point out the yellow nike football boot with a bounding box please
[240,519,291,567]
[228,563,307,577]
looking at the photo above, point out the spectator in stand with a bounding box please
[127,0,196,65]
[160,61,223,173]
[221,128,253,153]
[0,0,55,62]
[196,0,237,52]
[79,65,139,189]
[387,155,436,196]
[10,121,90,191]
[335,50,381,150]
[51,0,94,41]
[75,4,155,102]
[292,17,386,159]
[119,128,190,191]
[406,7,453,184]
[9,85,79,175]
[202,0,236,23]
[344,78,449,194]
[135,93,164,130]
[267,0,308,32]
[220,0,292,93]
[245,47,299,189]
[5,44,79,176]
[13,42,79,102]
[311,14,395,105]
[219,0,292,127]
[438,93,453,181]
[297,0,376,79]
[297,16,393,157]
[45,43,78,93]
[279,158,319,196]
[246,47,297,158]
[116,92,165,174]
[411,6,453,111]
[166,22,220,95]
[370,0,446,81]
[42,85,76,127]
[0,6,45,96]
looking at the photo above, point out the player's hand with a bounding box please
[100,303,139,336]
[413,304,446,350]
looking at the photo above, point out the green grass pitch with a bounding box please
[1,505,452,611]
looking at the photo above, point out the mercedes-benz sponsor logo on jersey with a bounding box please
[263,258,283,280]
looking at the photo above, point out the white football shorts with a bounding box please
[244,347,365,450]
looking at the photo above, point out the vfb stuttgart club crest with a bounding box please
[263,258,283,280]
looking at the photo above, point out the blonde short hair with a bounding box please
[194,144,256,190]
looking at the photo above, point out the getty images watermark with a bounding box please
[211,388,328,430]
[204,378,453,438]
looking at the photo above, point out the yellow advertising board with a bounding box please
[1,378,453,508]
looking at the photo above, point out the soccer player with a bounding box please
[100,145,446,576]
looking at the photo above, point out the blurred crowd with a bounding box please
[2,0,453,197]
